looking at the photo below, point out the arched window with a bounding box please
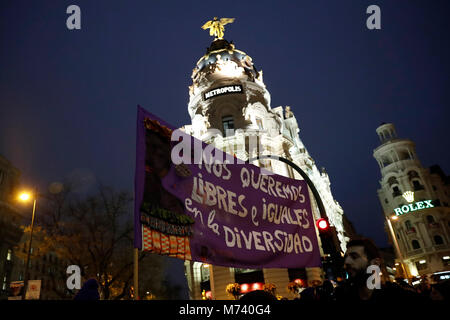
[407,170,419,180]
[381,156,392,167]
[412,240,421,250]
[412,180,424,191]
[222,116,234,136]
[405,220,412,230]
[434,235,444,245]
[392,186,402,197]
[426,215,435,224]
[387,176,399,187]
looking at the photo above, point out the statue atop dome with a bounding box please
[201,17,235,40]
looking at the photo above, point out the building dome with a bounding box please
[190,39,261,91]
[188,38,268,121]
[194,39,259,80]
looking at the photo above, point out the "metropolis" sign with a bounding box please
[203,85,243,100]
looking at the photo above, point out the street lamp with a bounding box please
[385,215,410,281]
[247,155,343,280]
[18,190,37,300]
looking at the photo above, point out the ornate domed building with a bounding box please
[183,20,349,299]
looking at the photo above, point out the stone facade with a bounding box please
[183,39,349,299]
[373,123,450,278]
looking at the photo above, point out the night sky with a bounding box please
[1,1,449,292]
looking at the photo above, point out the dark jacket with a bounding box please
[74,279,100,301]
[335,281,422,302]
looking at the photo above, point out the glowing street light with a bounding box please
[18,192,31,201]
[386,215,410,282]
[17,189,38,300]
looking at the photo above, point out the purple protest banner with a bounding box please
[135,106,321,268]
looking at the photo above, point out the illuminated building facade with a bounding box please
[182,36,349,299]
[373,123,450,279]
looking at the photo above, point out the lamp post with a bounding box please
[18,190,37,300]
[247,155,343,280]
[385,215,410,281]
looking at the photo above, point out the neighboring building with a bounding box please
[183,35,350,299]
[0,155,23,299]
[11,238,70,300]
[0,156,69,300]
[373,123,450,279]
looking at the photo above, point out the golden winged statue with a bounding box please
[201,17,235,40]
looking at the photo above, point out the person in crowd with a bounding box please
[429,280,450,300]
[335,238,422,302]
[316,279,335,302]
[74,278,100,301]
[240,290,278,302]
[416,275,432,299]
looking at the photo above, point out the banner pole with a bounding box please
[134,248,139,300]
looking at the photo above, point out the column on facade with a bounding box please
[210,265,235,300]
[184,261,203,300]
[262,268,290,297]
[305,267,323,286]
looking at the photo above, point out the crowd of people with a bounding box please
[73,237,448,301]
[291,238,449,302]
[240,238,449,302]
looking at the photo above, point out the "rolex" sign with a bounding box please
[394,200,434,216]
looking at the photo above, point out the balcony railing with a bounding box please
[392,191,402,198]
[434,244,448,251]
[407,248,423,256]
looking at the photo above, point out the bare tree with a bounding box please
[16,184,167,300]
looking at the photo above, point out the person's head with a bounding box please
[344,238,381,281]
[239,290,278,302]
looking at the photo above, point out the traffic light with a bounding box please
[316,218,333,254]
[316,218,344,281]
[316,218,329,231]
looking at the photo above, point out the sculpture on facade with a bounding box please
[201,17,235,39]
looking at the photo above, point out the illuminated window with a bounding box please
[442,256,450,266]
[222,116,234,136]
[200,264,210,282]
[6,249,12,261]
[416,260,427,271]
[2,276,6,290]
